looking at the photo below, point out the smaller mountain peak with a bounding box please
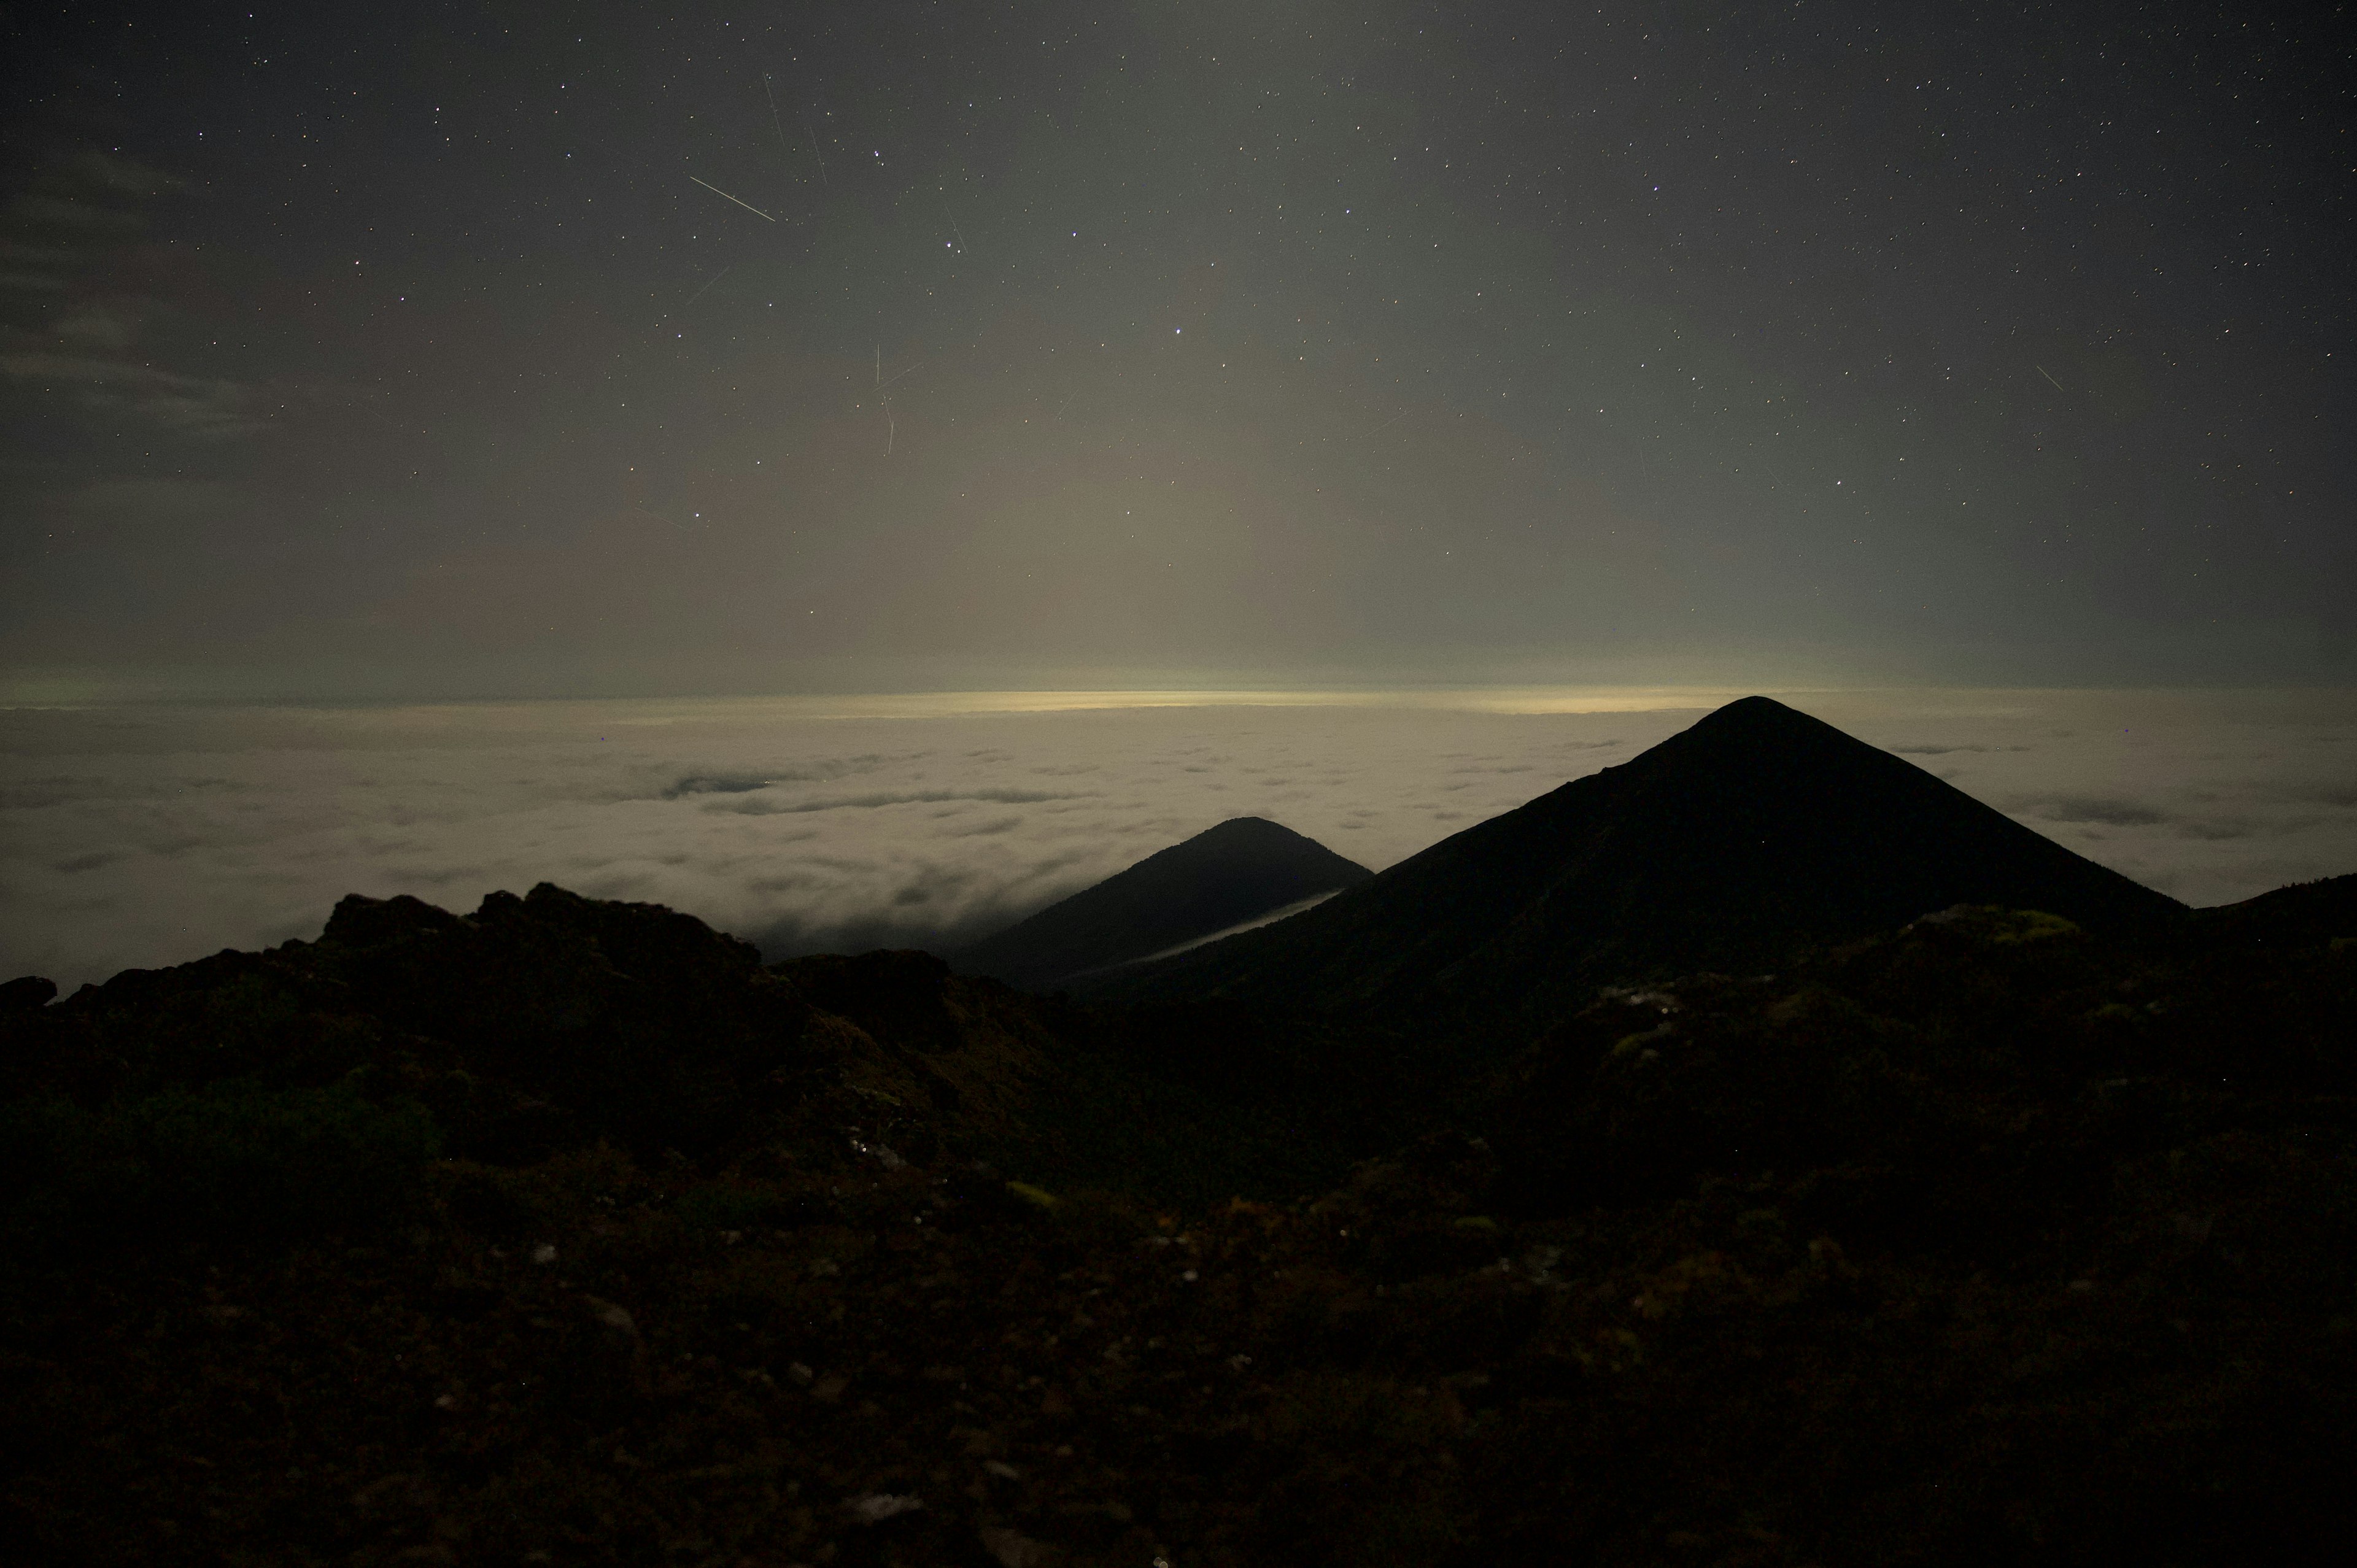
[955,817,1370,989]
[1,975,57,1011]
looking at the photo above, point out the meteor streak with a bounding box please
[760,74,792,161]
[689,176,775,222]
[799,107,829,188]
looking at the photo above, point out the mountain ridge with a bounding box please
[1085,696,2186,1033]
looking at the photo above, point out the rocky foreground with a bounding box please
[4,881,2355,1566]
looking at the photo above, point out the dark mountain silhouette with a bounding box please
[951,816,1371,989]
[2190,871,2357,950]
[1086,695,2188,1032]
[7,857,2356,1562]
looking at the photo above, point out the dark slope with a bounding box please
[2191,871,2357,949]
[4,872,2357,1556]
[9,878,2357,1565]
[951,816,1371,989]
[1087,696,2186,1030]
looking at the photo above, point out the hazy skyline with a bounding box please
[6,1,2353,700]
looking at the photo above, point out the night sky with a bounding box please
[4,1,2352,700]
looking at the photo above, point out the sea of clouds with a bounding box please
[4,687,2353,992]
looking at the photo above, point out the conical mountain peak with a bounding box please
[1641,693,1876,769]
[1690,692,1809,725]
[954,817,1371,989]
[1678,693,1840,741]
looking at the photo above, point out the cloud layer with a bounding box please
[3,689,2351,991]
